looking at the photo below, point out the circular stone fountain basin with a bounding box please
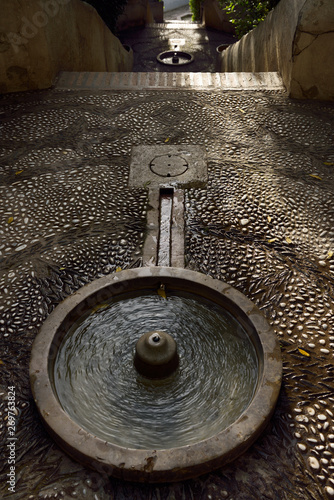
[30,267,282,483]
[157,50,194,66]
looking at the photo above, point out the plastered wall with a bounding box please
[0,0,133,94]
[220,0,334,100]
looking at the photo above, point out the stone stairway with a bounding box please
[54,71,284,91]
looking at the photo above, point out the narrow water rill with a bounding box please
[157,188,173,266]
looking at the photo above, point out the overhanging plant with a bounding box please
[219,0,281,39]
[189,0,201,21]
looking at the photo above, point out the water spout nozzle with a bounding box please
[172,53,179,64]
[134,330,179,379]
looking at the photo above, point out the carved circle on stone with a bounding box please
[150,154,189,178]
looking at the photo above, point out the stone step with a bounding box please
[54,71,285,91]
[147,22,202,29]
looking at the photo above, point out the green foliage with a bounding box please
[83,0,128,34]
[220,0,280,39]
[189,0,201,21]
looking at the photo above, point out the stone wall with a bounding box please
[290,0,334,100]
[116,0,153,31]
[0,0,133,94]
[202,0,235,33]
[220,0,334,100]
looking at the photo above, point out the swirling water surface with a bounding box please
[54,292,258,449]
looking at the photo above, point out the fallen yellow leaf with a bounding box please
[328,250,333,259]
[268,238,277,243]
[0,360,4,365]
[158,287,166,299]
[286,236,292,244]
[164,138,170,143]
[324,162,334,166]
[15,170,23,175]
[116,267,122,272]
[91,303,108,314]
[8,217,13,224]
[59,267,66,270]
[309,174,322,180]
[267,216,272,223]
[298,348,310,357]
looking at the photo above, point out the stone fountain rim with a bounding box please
[29,266,282,483]
[156,50,194,66]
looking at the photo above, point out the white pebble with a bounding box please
[15,244,27,252]
[308,456,320,470]
[326,486,334,498]
[296,414,309,422]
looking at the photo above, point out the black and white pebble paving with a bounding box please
[0,88,334,499]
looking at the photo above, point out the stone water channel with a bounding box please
[0,85,334,499]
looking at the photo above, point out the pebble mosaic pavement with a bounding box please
[0,86,334,499]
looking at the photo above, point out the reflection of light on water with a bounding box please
[229,381,238,401]
[54,292,258,450]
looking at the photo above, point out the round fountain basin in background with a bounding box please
[157,50,194,66]
[30,267,282,483]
